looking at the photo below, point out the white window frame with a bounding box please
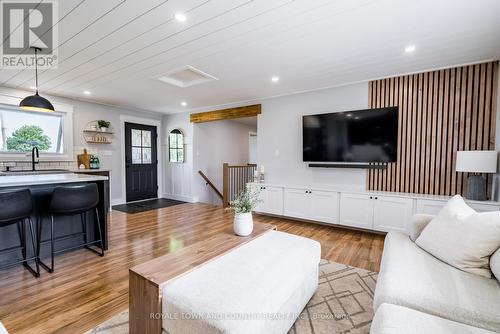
[0,92,74,161]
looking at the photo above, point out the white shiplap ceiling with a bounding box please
[1,0,500,114]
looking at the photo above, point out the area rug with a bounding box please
[112,198,186,214]
[86,260,377,334]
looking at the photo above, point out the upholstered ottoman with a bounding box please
[161,230,321,334]
[371,303,497,334]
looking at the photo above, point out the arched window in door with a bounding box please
[169,129,184,163]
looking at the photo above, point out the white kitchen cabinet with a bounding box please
[254,185,283,215]
[284,188,339,223]
[373,196,413,233]
[339,193,374,229]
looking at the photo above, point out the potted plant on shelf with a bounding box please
[229,187,261,237]
[97,120,111,132]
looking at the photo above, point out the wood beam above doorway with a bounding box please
[190,104,261,123]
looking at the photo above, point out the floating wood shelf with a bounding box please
[83,120,114,145]
[83,130,114,135]
[85,140,112,144]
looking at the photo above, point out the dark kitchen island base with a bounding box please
[0,174,109,268]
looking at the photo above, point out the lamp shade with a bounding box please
[19,92,55,112]
[456,150,498,173]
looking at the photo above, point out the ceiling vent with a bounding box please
[156,65,218,88]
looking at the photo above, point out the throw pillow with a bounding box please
[416,195,500,278]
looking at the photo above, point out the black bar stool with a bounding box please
[37,183,104,273]
[0,189,39,277]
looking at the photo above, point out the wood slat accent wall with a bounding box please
[367,61,498,198]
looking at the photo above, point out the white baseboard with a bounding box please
[163,193,197,203]
[111,198,125,206]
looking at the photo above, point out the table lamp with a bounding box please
[456,150,498,201]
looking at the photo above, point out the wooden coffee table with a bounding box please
[129,222,276,334]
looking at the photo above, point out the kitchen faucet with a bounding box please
[32,147,39,171]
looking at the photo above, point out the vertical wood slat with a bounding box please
[367,61,498,198]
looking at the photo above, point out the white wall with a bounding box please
[249,133,257,164]
[257,82,369,190]
[193,119,257,205]
[0,86,163,204]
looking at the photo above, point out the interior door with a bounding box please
[125,122,158,202]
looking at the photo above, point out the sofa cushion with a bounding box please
[491,248,500,281]
[416,195,500,278]
[162,230,321,334]
[371,303,497,334]
[374,231,500,332]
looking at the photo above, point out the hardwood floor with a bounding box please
[0,203,385,334]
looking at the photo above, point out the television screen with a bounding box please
[303,107,399,163]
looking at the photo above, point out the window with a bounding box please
[131,129,152,164]
[169,129,184,163]
[0,106,64,153]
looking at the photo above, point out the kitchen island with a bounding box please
[0,173,110,267]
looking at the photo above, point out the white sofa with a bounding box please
[162,230,321,334]
[371,214,500,333]
[0,322,8,334]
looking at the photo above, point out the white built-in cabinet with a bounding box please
[250,183,500,234]
[283,188,339,224]
[254,185,283,215]
[339,193,374,229]
[339,193,413,232]
[416,198,500,214]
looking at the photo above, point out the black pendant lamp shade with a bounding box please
[20,92,54,112]
[19,47,55,112]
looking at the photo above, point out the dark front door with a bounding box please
[125,122,158,202]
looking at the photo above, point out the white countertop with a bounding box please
[248,182,500,206]
[0,173,108,188]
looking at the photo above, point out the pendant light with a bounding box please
[19,47,55,112]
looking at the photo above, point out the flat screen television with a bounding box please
[303,107,398,163]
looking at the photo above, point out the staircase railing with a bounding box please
[198,170,223,201]
[222,163,257,208]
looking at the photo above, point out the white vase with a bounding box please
[233,212,253,236]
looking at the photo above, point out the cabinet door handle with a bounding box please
[370,196,373,199]
[375,197,378,200]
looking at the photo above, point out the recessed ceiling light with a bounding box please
[83,90,91,95]
[180,101,187,107]
[346,113,353,117]
[405,45,416,53]
[175,13,187,22]
[271,76,280,83]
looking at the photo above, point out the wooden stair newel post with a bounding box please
[223,163,229,208]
